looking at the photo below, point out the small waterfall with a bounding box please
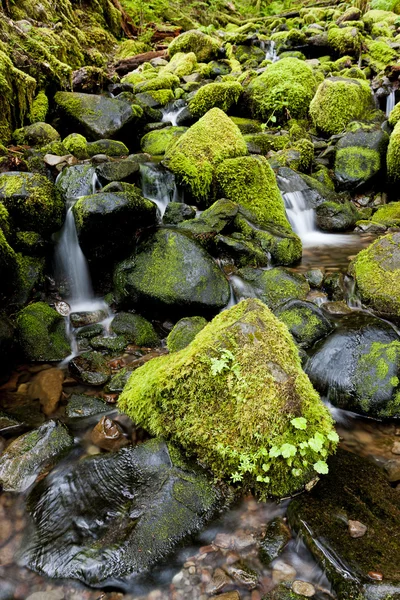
[140,162,182,218]
[386,90,396,117]
[264,40,279,62]
[283,190,316,239]
[162,100,186,127]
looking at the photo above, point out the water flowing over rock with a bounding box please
[22,439,222,586]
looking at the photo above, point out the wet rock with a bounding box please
[275,300,333,349]
[13,122,60,147]
[206,567,232,594]
[73,185,157,261]
[55,164,96,201]
[167,316,208,352]
[214,593,240,600]
[323,272,346,301]
[305,268,324,288]
[16,302,70,362]
[26,592,65,600]
[70,309,108,328]
[65,393,110,420]
[226,562,258,589]
[288,450,400,599]
[54,92,142,140]
[259,517,291,565]
[22,439,222,586]
[305,312,400,418]
[0,411,23,436]
[75,323,104,340]
[113,228,230,317]
[90,335,127,354]
[90,416,127,451]
[348,519,367,538]
[0,421,73,492]
[316,200,359,232]
[292,581,316,597]
[95,158,140,184]
[69,351,111,386]
[86,139,129,157]
[163,202,196,225]
[29,368,64,415]
[322,301,352,315]
[110,312,159,347]
[263,584,304,599]
[105,366,134,393]
[272,559,297,583]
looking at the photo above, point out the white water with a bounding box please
[264,40,279,62]
[162,101,186,127]
[140,162,182,217]
[386,90,396,117]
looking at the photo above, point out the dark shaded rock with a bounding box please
[0,411,23,436]
[95,158,140,184]
[316,200,359,231]
[179,198,238,237]
[70,309,108,328]
[0,421,73,492]
[323,272,346,301]
[259,517,291,565]
[105,366,134,393]
[22,439,221,586]
[305,312,400,418]
[275,300,333,348]
[75,324,104,340]
[113,228,230,317]
[214,233,269,268]
[288,450,400,600]
[56,164,96,201]
[167,316,208,352]
[0,314,14,374]
[69,351,111,386]
[90,335,127,354]
[72,66,113,94]
[110,312,159,346]
[65,394,110,420]
[163,202,196,225]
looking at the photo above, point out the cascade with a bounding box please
[140,162,182,217]
[161,100,187,126]
[386,89,397,117]
[264,40,279,62]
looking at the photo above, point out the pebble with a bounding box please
[348,520,367,538]
[25,592,65,600]
[392,441,400,455]
[214,533,234,549]
[272,559,297,583]
[29,368,64,415]
[292,580,316,597]
[205,567,232,594]
[90,416,128,451]
[227,563,258,589]
[368,571,383,581]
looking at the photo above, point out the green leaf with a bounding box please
[281,443,297,458]
[313,460,329,475]
[231,471,243,482]
[262,462,271,472]
[327,430,340,443]
[291,417,307,430]
[269,445,281,458]
[292,468,302,477]
[308,435,323,453]
[270,115,277,123]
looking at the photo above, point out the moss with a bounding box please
[141,126,187,156]
[134,73,180,93]
[63,133,88,159]
[0,204,11,240]
[28,91,49,124]
[335,146,381,185]
[275,301,333,348]
[167,316,208,352]
[247,58,317,123]
[371,202,400,227]
[40,141,68,156]
[137,89,175,107]
[168,30,221,62]
[15,231,44,255]
[351,232,400,316]
[387,121,400,183]
[244,133,289,154]
[188,82,242,118]
[16,302,70,361]
[310,77,373,135]
[275,138,314,173]
[389,103,400,127]
[118,298,336,499]
[115,40,151,60]
[110,312,159,347]
[327,25,362,55]
[13,123,60,147]
[366,40,397,69]
[163,52,198,78]
[238,267,310,310]
[0,228,17,288]
[86,139,129,157]
[163,107,248,201]
[230,117,262,134]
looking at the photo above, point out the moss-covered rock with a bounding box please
[54,92,143,140]
[95,158,141,184]
[135,89,175,108]
[163,107,248,200]
[162,52,198,78]
[0,172,63,234]
[56,164,95,200]
[163,202,196,225]
[167,316,208,352]
[119,298,337,499]
[387,120,400,183]
[113,228,230,317]
[72,185,156,261]
[230,117,262,134]
[327,25,363,55]
[310,77,374,135]
[69,351,111,386]
[371,202,400,227]
[140,126,187,156]
[243,132,289,155]
[215,156,302,265]
[179,198,238,237]
[350,232,400,317]
[188,81,243,118]
[63,133,88,159]
[134,73,180,94]
[110,312,158,347]
[13,122,60,147]
[233,267,310,311]
[288,450,400,599]
[275,300,333,349]
[0,228,18,294]
[316,200,359,231]
[168,30,221,62]
[86,139,129,157]
[246,58,316,122]
[28,91,49,124]
[16,302,70,361]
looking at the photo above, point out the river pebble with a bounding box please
[292,580,316,597]
[348,520,367,538]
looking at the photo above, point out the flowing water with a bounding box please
[386,90,397,117]
[162,100,187,127]
[140,162,182,217]
[264,40,279,62]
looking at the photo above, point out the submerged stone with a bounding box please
[22,439,221,586]
[0,421,73,492]
[69,351,111,386]
[118,299,337,499]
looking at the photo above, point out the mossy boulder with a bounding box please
[230,117,263,134]
[168,30,221,62]
[63,133,88,159]
[0,420,73,492]
[350,232,400,317]
[0,172,63,234]
[72,185,156,261]
[188,82,243,118]
[135,89,175,108]
[387,120,400,183]
[167,316,208,352]
[54,92,143,140]
[233,267,310,311]
[162,52,198,78]
[327,25,363,55]
[179,198,239,237]
[110,312,159,347]
[371,202,400,227]
[119,298,337,499]
[246,58,317,122]
[163,107,248,201]
[215,156,302,265]
[16,302,70,362]
[316,200,359,231]
[288,450,400,599]
[275,300,333,349]
[28,91,49,124]
[69,351,111,386]
[140,126,187,156]
[310,77,374,135]
[334,127,389,189]
[86,139,129,157]
[95,158,140,184]
[306,311,400,417]
[56,164,95,200]
[13,122,60,147]
[113,228,230,316]
[163,202,196,225]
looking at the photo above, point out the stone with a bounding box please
[25,592,65,600]
[163,202,196,225]
[167,316,208,352]
[69,351,111,386]
[259,517,291,565]
[90,335,127,354]
[316,200,359,231]
[110,312,159,347]
[275,300,333,349]
[206,568,232,594]
[348,519,367,538]
[90,416,127,451]
[272,559,297,583]
[65,393,110,420]
[70,309,108,328]
[29,368,64,415]
[22,439,222,586]
[0,421,73,492]
[95,158,140,184]
[55,164,95,200]
[16,302,70,362]
[292,581,316,597]
[392,441,400,455]
[13,122,60,146]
